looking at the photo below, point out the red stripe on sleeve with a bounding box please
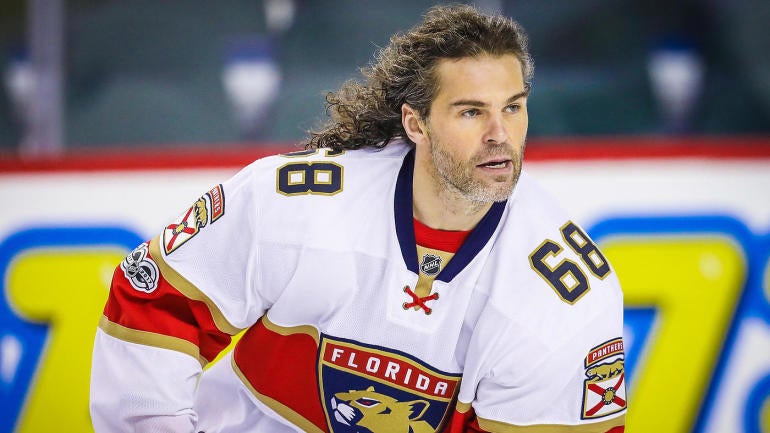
[102,245,231,363]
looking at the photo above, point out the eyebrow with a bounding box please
[449,90,529,108]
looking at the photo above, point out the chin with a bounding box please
[466,184,515,203]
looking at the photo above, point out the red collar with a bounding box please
[413,218,472,253]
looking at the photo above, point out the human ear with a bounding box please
[401,103,428,146]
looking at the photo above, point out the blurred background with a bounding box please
[0,0,768,155]
[1,2,770,433]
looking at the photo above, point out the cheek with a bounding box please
[508,113,528,136]
[442,135,477,162]
[518,110,529,136]
[445,124,481,148]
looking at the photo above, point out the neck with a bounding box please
[412,162,492,231]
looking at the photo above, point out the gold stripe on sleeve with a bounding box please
[149,236,242,336]
[454,401,473,413]
[477,414,625,433]
[261,314,320,346]
[98,315,207,367]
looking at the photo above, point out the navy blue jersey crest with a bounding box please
[317,335,461,433]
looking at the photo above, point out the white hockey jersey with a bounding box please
[90,140,626,433]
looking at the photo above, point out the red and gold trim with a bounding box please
[101,237,242,365]
[98,315,208,366]
[149,236,240,336]
[476,414,624,433]
[207,184,225,223]
[260,314,320,346]
[231,356,325,433]
[585,338,624,367]
[443,401,481,433]
[232,316,326,431]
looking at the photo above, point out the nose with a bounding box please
[483,114,508,144]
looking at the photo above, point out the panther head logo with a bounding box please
[329,386,435,433]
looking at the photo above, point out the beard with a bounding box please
[427,127,524,204]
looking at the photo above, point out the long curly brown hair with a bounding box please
[306,4,534,150]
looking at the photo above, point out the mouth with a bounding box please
[477,159,512,170]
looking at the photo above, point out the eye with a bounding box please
[461,108,480,118]
[356,397,380,407]
[505,103,521,113]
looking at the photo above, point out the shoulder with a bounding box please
[221,143,410,244]
[458,173,627,426]
[480,170,623,337]
[507,170,572,230]
[233,143,410,197]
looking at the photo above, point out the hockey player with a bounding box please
[91,5,626,432]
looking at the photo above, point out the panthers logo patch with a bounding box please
[581,337,627,419]
[162,184,225,254]
[318,335,461,433]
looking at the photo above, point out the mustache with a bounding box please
[471,144,522,164]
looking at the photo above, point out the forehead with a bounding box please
[431,54,525,104]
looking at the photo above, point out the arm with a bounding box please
[91,326,204,432]
[451,323,627,433]
[90,174,267,432]
[90,236,238,432]
[470,302,627,432]
[444,403,624,433]
[449,220,627,433]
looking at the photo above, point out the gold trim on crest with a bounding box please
[316,335,462,433]
[317,338,461,402]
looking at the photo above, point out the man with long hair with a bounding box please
[91,5,626,432]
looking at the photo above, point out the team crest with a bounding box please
[120,243,159,293]
[581,337,627,419]
[419,254,442,276]
[162,184,225,254]
[317,335,461,433]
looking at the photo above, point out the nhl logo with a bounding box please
[419,254,442,276]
